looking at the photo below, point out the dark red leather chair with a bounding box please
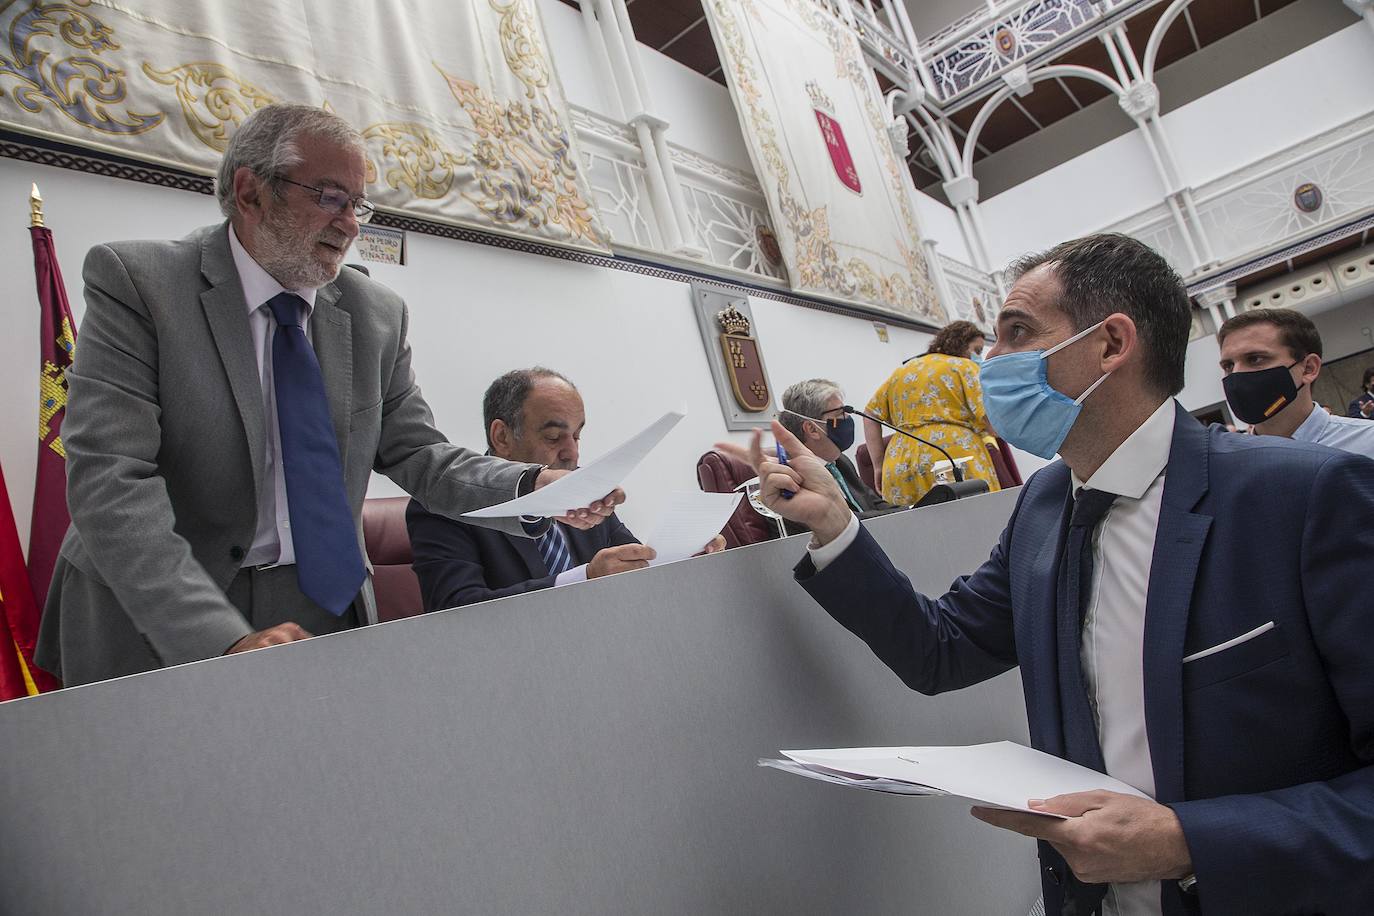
[696,450,779,549]
[362,496,424,622]
[856,435,892,492]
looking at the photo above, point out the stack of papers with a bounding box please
[761,741,1149,816]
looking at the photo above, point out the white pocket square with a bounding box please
[1182,621,1275,664]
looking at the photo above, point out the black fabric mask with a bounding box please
[824,415,856,452]
[1223,363,1302,425]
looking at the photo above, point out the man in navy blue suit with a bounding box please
[407,368,656,610]
[722,234,1374,915]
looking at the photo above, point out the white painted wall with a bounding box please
[979,24,1374,269]
[1179,334,1226,413]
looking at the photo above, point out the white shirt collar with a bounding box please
[1071,398,1175,499]
[1290,403,1328,443]
[228,224,317,315]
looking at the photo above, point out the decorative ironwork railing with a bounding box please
[1110,112,1374,281]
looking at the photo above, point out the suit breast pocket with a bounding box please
[349,399,382,432]
[1182,622,1289,692]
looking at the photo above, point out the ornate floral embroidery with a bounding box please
[439,64,606,245]
[489,0,550,99]
[362,121,464,200]
[142,61,273,151]
[0,0,162,134]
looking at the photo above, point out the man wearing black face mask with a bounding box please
[1218,309,1374,459]
[779,379,891,516]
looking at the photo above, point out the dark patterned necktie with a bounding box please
[267,292,365,616]
[537,522,573,577]
[1054,486,1119,916]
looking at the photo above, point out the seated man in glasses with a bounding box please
[38,103,623,687]
[779,379,892,517]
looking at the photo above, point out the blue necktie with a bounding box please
[1053,487,1118,915]
[267,292,365,616]
[537,523,573,577]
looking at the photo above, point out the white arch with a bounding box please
[960,65,1125,176]
[1143,0,1200,83]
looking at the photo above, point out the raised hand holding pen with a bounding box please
[715,421,854,544]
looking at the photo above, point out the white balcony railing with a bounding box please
[1110,111,1374,283]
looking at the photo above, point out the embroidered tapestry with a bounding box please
[702,0,944,321]
[0,0,610,252]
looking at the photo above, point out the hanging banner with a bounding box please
[702,0,945,321]
[0,0,610,253]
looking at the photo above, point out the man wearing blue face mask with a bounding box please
[719,233,1374,916]
[779,379,891,516]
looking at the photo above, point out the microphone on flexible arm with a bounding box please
[842,405,964,482]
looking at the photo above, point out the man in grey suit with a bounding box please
[37,104,621,686]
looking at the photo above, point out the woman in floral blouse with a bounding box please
[864,320,1001,506]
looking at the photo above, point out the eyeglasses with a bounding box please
[274,176,376,223]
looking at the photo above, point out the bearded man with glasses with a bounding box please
[37,103,624,687]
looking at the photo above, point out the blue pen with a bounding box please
[774,443,795,499]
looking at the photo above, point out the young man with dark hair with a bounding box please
[1217,308,1374,458]
[721,233,1374,916]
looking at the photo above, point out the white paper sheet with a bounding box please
[641,491,742,566]
[757,759,944,796]
[776,741,1149,817]
[464,412,684,519]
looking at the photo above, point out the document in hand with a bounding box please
[763,741,1149,817]
[464,412,685,518]
[641,490,742,566]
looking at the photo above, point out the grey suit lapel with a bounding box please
[199,226,266,504]
[311,283,352,461]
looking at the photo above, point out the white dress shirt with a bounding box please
[228,226,317,568]
[1290,402,1374,460]
[813,399,1178,916]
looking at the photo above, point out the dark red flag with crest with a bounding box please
[28,207,76,652]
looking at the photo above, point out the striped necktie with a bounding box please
[537,523,574,576]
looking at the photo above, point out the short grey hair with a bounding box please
[215,103,365,218]
[483,367,576,449]
[780,378,843,439]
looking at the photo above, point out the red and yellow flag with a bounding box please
[1,460,49,700]
[28,187,76,617]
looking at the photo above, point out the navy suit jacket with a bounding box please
[406,500,639,610]
[797,404,1374,915]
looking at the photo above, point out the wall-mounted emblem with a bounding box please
[717,305,770,412]
[806,81,861,195]
[691,282,776,430]
[755,225,783,267]
[1293,182,1323,214]
[995,27,1017,57]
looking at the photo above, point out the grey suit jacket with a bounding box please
[37,222,536,685]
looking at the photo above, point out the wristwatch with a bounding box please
[1178,873,1198,894]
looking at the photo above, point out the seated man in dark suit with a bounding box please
[778,379,893,516]
[408,368,717,610]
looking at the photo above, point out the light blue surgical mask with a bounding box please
[978,320,1111,460]
[969,350,984,364]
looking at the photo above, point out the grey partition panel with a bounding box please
[0,490,1037,916]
